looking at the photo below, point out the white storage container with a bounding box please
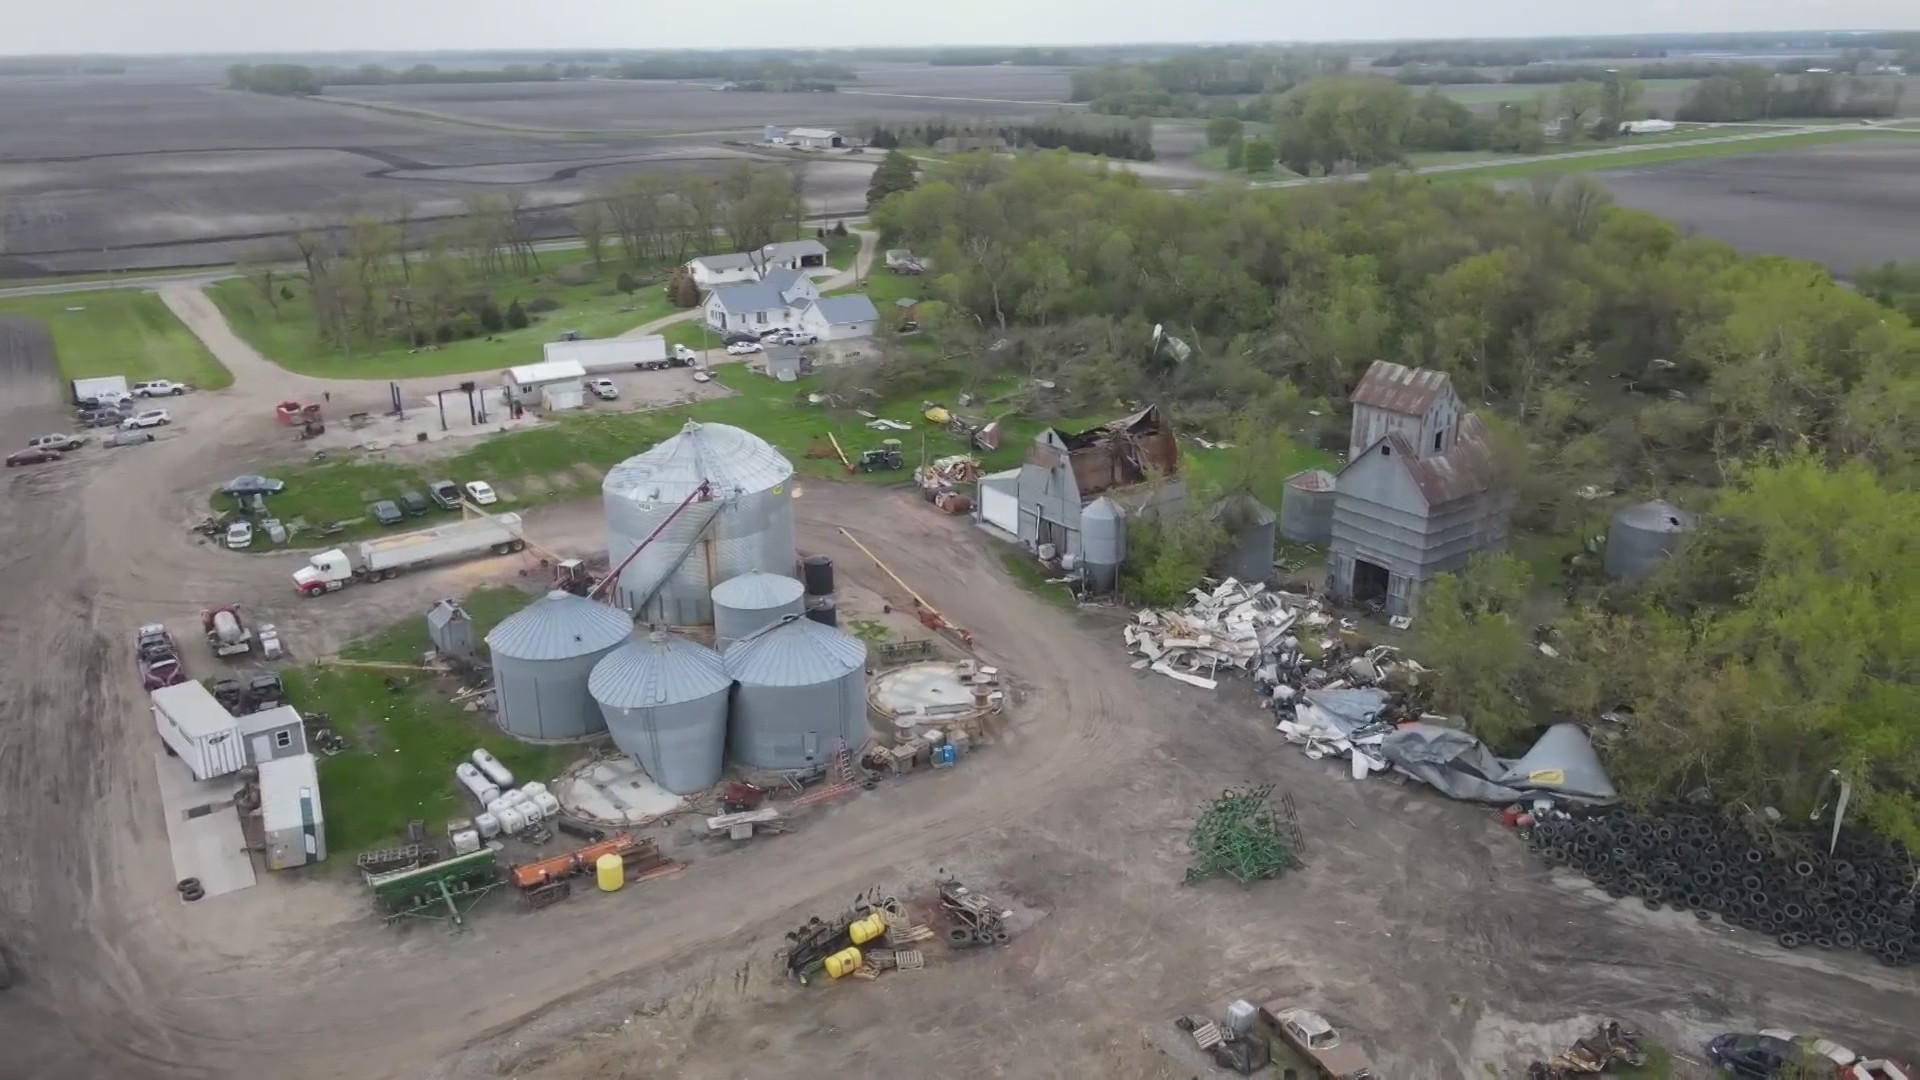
[449,829,482,855]
[497,805,528,835]
[456,763,501,806]
[471,748,515,788]
[474,812,501,839]
[532,791,562,818]
[514,795,544,824]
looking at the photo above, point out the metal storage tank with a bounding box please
[589,630,730,794]
[723,615,868,769]
[603,420,798,625]
[801,554,834,596]
[1209,494,1278,584]
[487,591,634,741]
[1605,499,1697,582]
[1080,496,1126,592]
[712,571,807,651]
[1280,469,1336,544]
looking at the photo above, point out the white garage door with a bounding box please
[979,481,1017,533]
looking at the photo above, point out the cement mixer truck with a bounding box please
[293,513,526,596]
[202,605,254,657]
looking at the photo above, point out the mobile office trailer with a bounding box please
[152,681,247,781]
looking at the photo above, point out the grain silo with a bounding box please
[1605,499,1697,582]
[723,615,868,769]
[602,420,798,625]
[1080,497,1126,592]
[1209,494,1277,584]
[712,571,806,651]
[1280,469,1336,544]
[589,630,731,794]
[487,591,634,741]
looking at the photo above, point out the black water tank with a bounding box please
[805,598,838,627]
[801,554,834,596]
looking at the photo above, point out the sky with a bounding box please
[3,0,1915,55]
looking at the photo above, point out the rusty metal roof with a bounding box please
[1350,361,1453,416]
[1286,468,1337,493]
[1394,413,1497,506]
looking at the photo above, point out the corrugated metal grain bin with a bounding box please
[1605,499,1697,582]
[589,630,732,794]
[1208,494,1277,584]
[488,591,634,741]
[1080,496,1126,592]
[712,571,807,651]
[723,615,868,769]
[1280,469,1336,544]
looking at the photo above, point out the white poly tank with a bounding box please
[449,829,482,856]
[514,795,544,824]
[497,805,528,835]
[520,781,548,798]
[457,763,502,807]
[474,812,501,840]
[486,795,513,817]
[532,791,562,818]
[471,748,514,788]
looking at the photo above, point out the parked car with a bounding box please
[756,327,792,341]
[428,480,462,509]
[27,433,86,452]
[1707,1033,1799,1078]
[368,500,404,526]
[77,409,122,427]
[121,409,170,430]
[1264,1006,1377,1080]
[674,343,703,363]
[398,489,430,516]
[5,447,62,467]
[224,521,254,549]
[784,330,819,345]
[221,474,286,496]
[726,340,763,355]
[133,379,190,397]
[78,390,134,409]
[463,480,498,505]
[588,378,619,400]
[720,332,758,347]
[105,429,156,448]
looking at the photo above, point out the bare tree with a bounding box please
[570,198,609,267]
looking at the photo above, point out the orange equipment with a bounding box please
[510,834,642,891]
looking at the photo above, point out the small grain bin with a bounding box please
[711,572,807,651]
[1280,469,1336,544]
[426,598,475,660]
[589,630,731,794]
[1208,494,1277,585]
[724,615,868,769]
[487,591,634,741]
[1605,499,1697,582]
[1080,496,1126,592]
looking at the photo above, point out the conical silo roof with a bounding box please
[486,590,634,661]
[589,631,730,709]
[1082,496,1123,525]
[1613,499,1696,534]
[723,614,866,686]
[603,420,793,504]
[712,571,805,609]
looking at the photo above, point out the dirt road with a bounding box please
[0,291,1914,1080]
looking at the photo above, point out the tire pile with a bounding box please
[1527,810,1917,966]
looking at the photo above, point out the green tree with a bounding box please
[1204,116,1244,147]
[1415,555,1536,750]
[668,270,700,309]
[504,298,529,330]
[1557,80,1605,139]
[615,272,638,302]
[866,150,920,210]
[1241,138,1276,173]
[1224,136,1245,169]
[476,298,504,334]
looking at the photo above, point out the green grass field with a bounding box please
[0,290,232,388]
[1436,77,1700,109]
[287,585,577,854]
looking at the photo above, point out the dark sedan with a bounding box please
[1707,1033,1797,1078]
[369,500,404,526]
[6,447,62,467]
[222,474,287,496]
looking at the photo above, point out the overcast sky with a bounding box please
[5,0,1914,55]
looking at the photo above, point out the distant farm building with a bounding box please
[787,127,843,149]
[1619,119,1677,135]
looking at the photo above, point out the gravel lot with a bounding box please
[1595,137,1920,272]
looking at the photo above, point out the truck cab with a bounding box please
[294,549,355,596]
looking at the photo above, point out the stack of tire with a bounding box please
[1527,810,1916,966]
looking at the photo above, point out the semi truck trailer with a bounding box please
[293,513,525,596]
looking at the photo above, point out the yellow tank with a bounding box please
[595,853,624,892]
[823,947,862,979]
[848,912,888,945]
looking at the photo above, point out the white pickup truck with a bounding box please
[293,513,525,595]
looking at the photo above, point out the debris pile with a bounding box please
[1526,1022,1647,1080]
[915,454,982,492]
[1184,785,1303,885]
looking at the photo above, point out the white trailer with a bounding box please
[258,752,326,869]
[292,513,525,596]
[542,336,671,373]
[152,681,247,781]
[71,375,130,406]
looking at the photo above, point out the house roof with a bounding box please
[1347,412,1497,507]
[806,294,879,324]
[787,127,838,139]
[763,239,827,260]
[1350,360,1453,416]
[690,252,756,272]
[707,270,809,315]
[426,598,468,631]
[507,359,586,384]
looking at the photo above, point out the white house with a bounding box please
[797,294,879,341]
[506,359,587,411]
[761,238,829,271]
[788,127,842,149]
[542,336,668,373]
[703,269,819,334]
[687,252,761,288]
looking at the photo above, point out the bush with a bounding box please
[525,296,560,313]
[505,299,530,330]
[477,299,505,333]
[433,322,454,344]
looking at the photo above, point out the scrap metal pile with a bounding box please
[1185,785,1303,885]
[1528,809,1917,965]
[1126,578,1343,691]
[1526,1021,1647,1079]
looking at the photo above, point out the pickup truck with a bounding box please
[1262,1005,1377,1080]
[133,379,191,397]
[28,433,86,452]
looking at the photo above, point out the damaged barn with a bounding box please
[1014,405,1185,567]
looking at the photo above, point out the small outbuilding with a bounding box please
[1014,405,1185,563]
[763,343,805,382]
[797,295,879,341]
[976,467,1020,535]
[761,239,829,271]
[787,127,843,149]
[506,359,587,411]
[427,598,476,659]
[258,752,326,870]
[1208,494,1278,585]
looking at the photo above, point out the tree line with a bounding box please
[1676,68,1906,121]
[859,116,1155,160]
[868,154,1917,843]
[614,57,855,85]
[929,48,1077,66]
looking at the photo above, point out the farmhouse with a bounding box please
[702,269,819,334]
[797,294,880,341]
[787,127,843,149]
[1010,405,1185,561]
[506,359,588,411]
[1325,361,1510,616]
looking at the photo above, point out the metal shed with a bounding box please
[1605,499,1698,582]
[590,631,732,794]
[426,598,475,659]
[723,615,868,770]
[487,591,634,741]
[506,359,587,411]
[1280,469,1337,544]
[711,571,806,651]
[602,420,798,625]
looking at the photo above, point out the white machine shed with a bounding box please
[977,468,1020,534]
[507,359,587,411]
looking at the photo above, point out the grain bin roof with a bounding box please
[723,615,866,686]
[1287,468,1337,492]
[486,590,633,661]
[1082,496,1123,523]
[603,420,793,503]
[589,632,730,709]
[1615,499,1696,533]
[712,571,805,609]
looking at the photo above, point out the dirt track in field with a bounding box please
[0,287,1914,1080]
